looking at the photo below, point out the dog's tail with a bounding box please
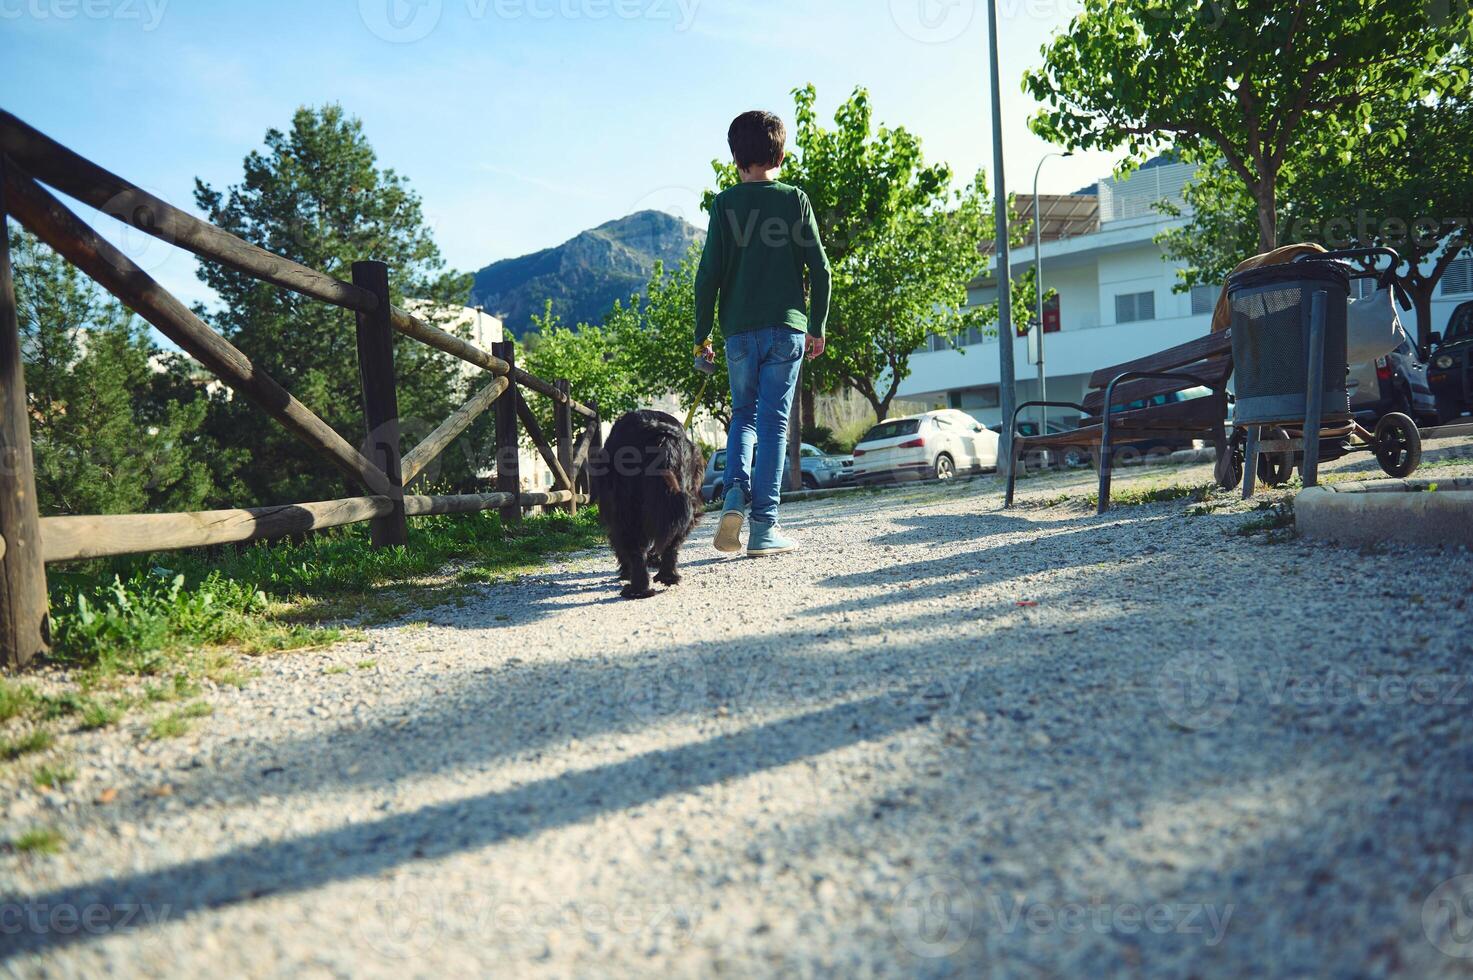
[653,445,683,496]
[647,444,697,546]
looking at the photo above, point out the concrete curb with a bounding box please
[1296,478,1473,549]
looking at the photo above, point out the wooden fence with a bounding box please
[0,111,605,670]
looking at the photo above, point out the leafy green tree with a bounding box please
[705,86,1022,422]
[1026,0,1469,252]
[10,228,216,516]
[623,254,736,426]
[194,105,473,505]
[1156,47,1472,345]
[519,301,644,437]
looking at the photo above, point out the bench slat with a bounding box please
[1021,397,1224,450]
[1085,331,1232,390]
[1080,362,1231,415]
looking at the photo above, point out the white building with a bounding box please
[898,161,1473,428]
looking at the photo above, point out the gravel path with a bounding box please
[4,458,1473,978]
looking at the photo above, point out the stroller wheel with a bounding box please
[1373,413,1422,478]
[1216,428,1245,490]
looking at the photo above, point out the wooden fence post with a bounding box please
[0,171,50,670]
[351,260,407,547]
[581,397,600,500]
[492,341,522,526]
[554,379,575,515]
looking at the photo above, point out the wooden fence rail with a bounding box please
[0,112,602,671]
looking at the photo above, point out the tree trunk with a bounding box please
[801,382,816,440]
[1411,282,1435,354]
[1254,179,1278,254]
[844,374,886,422]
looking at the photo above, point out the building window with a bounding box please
[1115,290,1156,323]
[1443,256,1473,296]
[1190,284,1217,316]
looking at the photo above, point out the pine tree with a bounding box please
[194,105,474,504]
[10,228,216,517]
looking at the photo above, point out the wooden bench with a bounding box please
[1003,330,1237,514]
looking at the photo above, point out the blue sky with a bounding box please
[1,0,1123,309]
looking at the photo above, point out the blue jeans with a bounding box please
[725,326,805,525]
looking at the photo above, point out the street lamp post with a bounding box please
[986,0,1017,484]
[1031,151,1070,434]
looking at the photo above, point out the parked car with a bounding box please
[1088,387,1214,465]
[702,443,851,503]
[1428,300,1473,424]
[850,410,999,484]
[988,419,1077,469]
[1347,329,1439,427]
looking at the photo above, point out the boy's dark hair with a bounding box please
[727,111,786,171]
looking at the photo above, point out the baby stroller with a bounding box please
[1225,247,1423,492]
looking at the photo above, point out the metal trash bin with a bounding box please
[1227,261,1351,426]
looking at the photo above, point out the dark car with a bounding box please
[989,419,1078,468]
[1092,387,1214,466]
[1428,301,1473,424]
[1347,332,1439,426]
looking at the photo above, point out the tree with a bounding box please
[519,301,644,438]
[1026,0,1469,253]
[194,105,473,505]
[624,254,736,427]
[10,228,216,516]
[706,86,1025,422]
[1157,49,1472,345]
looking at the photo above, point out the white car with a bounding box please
[850,410,999,484]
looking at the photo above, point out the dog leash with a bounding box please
[685,351,716,431]
[683,375,710,431]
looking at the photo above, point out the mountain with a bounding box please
[470,210,704,336]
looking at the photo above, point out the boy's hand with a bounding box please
[805,335,826,361]
[694,341,716,364]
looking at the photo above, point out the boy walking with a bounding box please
[695,110,831,557]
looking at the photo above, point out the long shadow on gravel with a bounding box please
[63,607,995,818]
[2,683,960,960]
[802,512,1175,618]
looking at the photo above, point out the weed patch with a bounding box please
[12,827,65,855]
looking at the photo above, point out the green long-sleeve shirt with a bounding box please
[694,180,832,344]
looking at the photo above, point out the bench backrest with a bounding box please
[1081,330,1232,419]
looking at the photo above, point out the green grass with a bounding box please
[41,509,602,678]
[1,728,54,761]
[146,702,212,740]
[13,826,65,855]
[32,763,76,789]
[1236,502,1297,539]
[1085,482,1217,510]
[0,509,604,757]
[0,679,38,724]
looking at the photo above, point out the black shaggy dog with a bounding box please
[589,409,705,599]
